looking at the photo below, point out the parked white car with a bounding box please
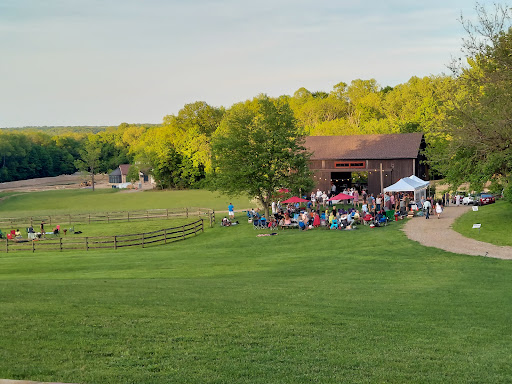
[462,194,475,205]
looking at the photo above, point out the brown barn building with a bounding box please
[304,133,428,196]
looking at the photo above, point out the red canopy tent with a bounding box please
[328,193,353,201]
[281,196,309,204]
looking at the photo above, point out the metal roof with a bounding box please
[304,133,424,160]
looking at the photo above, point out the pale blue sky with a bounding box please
[0,0,478,127]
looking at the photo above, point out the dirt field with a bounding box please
[0,173,111,193]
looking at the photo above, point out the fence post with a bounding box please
[166,209,169,219]
[49,216,52,226]
[201,219,204,232]
[209,211,213,228]
[127,212,130,222]
[60,237,63,252]
[186,208,189,218]
[164,228,167,244]
[32,240,35,253]
[5,238,8,253]
[69,214,71,225]
[114,236,117,250]
[142,233,145,248]
[85,237,89,251]
[182,225,185,240]
[88,214,91,224]
[30,217,33,227]
[107,213,110,223]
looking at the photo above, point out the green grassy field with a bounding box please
[1,191,512,383]
[452,200,512,247]
[0,189,254,217]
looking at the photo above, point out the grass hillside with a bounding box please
[1,191,511,383]
[0,189,254,217]
[452,200,512,247]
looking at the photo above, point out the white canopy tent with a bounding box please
[408,175,429,187]
[384,176,429,203]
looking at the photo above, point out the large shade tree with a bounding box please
[428,3,512,195]
[211,95,313,217]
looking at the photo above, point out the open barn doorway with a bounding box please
[331,171,368,194]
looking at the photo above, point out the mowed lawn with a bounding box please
[0,188,254,217]
[452,200,512,247]
[1,192,512,383]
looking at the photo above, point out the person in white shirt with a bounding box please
[423,199,431,219]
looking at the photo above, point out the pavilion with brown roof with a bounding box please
[304,132,427,195]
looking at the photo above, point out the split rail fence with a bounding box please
[0,207,215,228]
[3,219,204,253]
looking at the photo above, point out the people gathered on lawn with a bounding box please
[244,186,443,231]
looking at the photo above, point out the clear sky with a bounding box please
[0,0,478,128]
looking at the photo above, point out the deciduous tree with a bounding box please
[211,95,313,218]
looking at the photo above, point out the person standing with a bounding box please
[228,203,235,219]
[376,194,382,212]
[423,199,431,219]
[436,200,443,219]
[353,189,359,208]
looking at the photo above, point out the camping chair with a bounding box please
[53,228,60,237]
[377,215,388,226]
[363,214,374,226]
[330,218,339,230]
[253,218,265,229]
[385,210,395,222]
[267,220,277,230]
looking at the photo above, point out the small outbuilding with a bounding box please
[108,164,131,184]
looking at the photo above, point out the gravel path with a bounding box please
[402,205,512,260]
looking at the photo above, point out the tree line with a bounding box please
[1,3,510,202]
[0,76,448,186]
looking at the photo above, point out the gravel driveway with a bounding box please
[402,205,512,260]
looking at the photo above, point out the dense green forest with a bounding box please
[0,76,449,185]
[1,5,511,197]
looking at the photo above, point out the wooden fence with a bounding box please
[2,219,204,253]
[0,207,215,228]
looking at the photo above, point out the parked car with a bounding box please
[475,193,495,206]
[462,194,475,205]
[452,191,466,204]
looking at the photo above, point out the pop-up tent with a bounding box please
[408,175,429,187]
[328,192,353,201]
[281,196,309,204]
[384,176,429,202]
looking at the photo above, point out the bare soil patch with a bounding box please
[0,174,110,193]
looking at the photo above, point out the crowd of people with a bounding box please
[253,184,451,231]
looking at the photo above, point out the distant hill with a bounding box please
[0,124,160,136]
[1,126,110,135]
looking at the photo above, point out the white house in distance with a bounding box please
[109,164,155,189]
